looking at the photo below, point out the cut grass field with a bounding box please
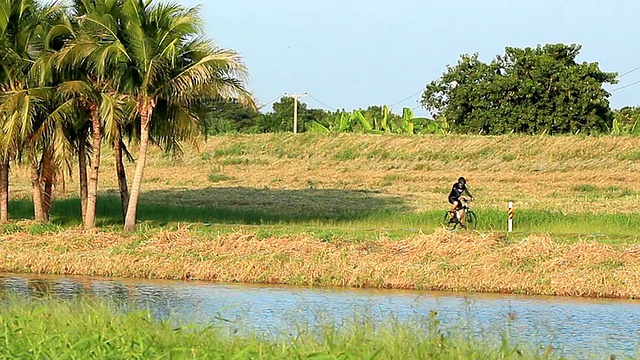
[8,133,640,240]
[2,133,640,297]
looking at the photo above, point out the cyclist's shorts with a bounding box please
[448,197,463,209]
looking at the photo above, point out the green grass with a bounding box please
[5,194,640,243]
[332,147,360,161]
[213,143,247,157]
[207,172,234,183]
[0,296,563,360]
[617,150,640,161]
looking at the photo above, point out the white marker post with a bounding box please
[508,201,514,232]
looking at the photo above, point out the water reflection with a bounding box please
[0,273,639,359]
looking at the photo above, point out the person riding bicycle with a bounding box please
[448,177,474,226]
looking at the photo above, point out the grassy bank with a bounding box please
[1,228,638,299]
[0,297,562,359]
[3,134,640,297]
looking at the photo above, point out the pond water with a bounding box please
[1,273,638,359]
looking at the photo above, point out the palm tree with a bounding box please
[114,0,253,232]
[49,0,252,231]
[0,154,7,223]
[57,0,130,228]
[0,0,37,223]
[0,0,70,223]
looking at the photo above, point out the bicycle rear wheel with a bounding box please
[443,211,459,231]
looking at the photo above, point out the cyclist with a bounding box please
[448,177,474,227]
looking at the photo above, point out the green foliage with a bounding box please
[402,107,447,134]
[307,109,371,134]
[611,106,640,135]
[201,100,260,135]
[250,97,328,133]
[0,298,558,360]
[369,105,391,132]
[0,0,254,229]
[307,106,440,134]
[422,43,618,135]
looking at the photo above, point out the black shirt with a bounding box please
[448,182,468,201]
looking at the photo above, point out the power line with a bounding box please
[390,88,424,107]
[306,93,337,111]
[257,94,285,110]
[611,79,640,92]
[618,66,640,78]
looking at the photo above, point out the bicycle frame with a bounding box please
[454,198,472,218]
[445,198,477,230]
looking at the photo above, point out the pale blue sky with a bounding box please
[179,0,640,116]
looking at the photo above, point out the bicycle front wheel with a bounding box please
[465,210,478,230]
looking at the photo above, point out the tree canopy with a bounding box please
[0,0,253,231]
[421,44,618,135]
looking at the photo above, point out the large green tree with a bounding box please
[422,44,618,135]
[254,97,328,133]
[202,99,260,135]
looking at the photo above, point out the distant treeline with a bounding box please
[204,98,640,136]
[206,43,639,136]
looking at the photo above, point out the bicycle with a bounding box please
[443,197,477,231]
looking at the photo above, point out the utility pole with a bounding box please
[285,92,307,134]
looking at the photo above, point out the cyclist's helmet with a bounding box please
[458,177,466,186]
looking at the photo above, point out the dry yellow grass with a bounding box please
[4,134,640,298]
[8,133,640,214]
[1,228,638,299]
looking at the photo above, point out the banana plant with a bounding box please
[397,107,416,134]
[632,120,640,135]
[353,110,373,133]
[336,112,353,132]
[308,110,370,133]
[403,107,446,134]
[376,105,391,132]
[611,117,640,135]
[307,121,329,133]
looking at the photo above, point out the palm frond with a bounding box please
[99,92,131,143]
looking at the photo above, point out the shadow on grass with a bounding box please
[9,187,409,227]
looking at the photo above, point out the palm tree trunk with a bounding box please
[84,109,102,229]
[40,149,54,222]
[41,149,53,218]
[78,137,88,220]
[124,100,154,232]
[43,174,53,217]
[0,157,9,223]
[31,161,46,223]
[114,126,129,220]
